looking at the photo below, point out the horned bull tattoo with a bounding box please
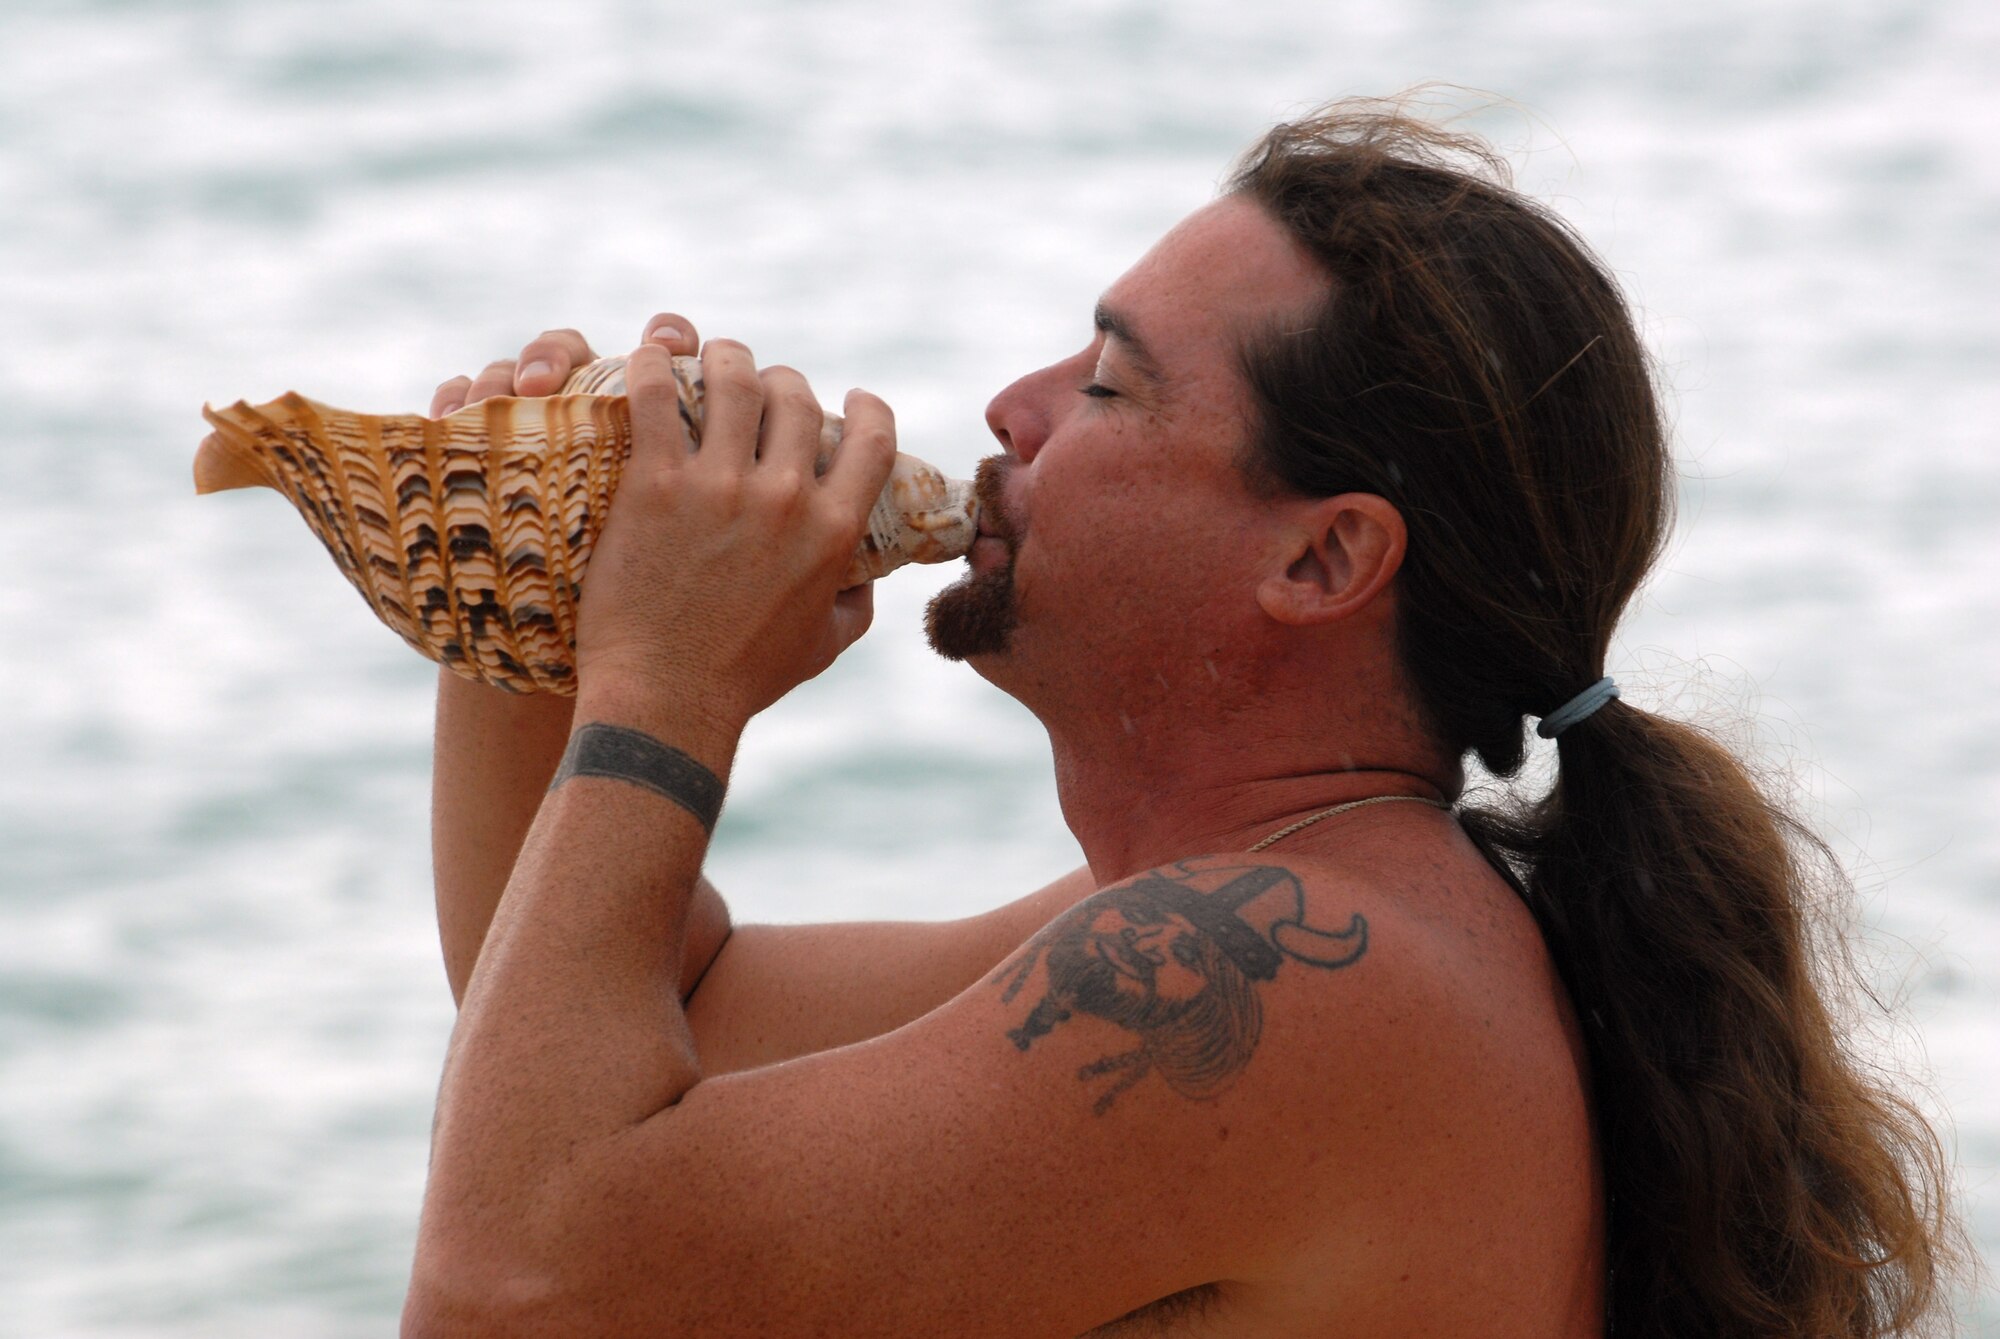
[990,860,1368,1114]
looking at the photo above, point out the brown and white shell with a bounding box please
[194,354,977,695]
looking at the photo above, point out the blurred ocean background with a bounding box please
[1,0,1995,1332]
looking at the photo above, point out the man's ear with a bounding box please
[1255,493,1407,626]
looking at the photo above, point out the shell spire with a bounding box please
[195,355,978,694]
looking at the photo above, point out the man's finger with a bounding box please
[625,344,693,471]
[756,365,823,475]
[696,340,764,470]
[641,313,701,357]
[514,329,596,396]
[823,389,899,518]
[465,359,518,406]
[431,375,472,418]
[829,582,876,651]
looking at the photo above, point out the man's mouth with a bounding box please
[968,534,1010,575]
[971,456,1015,544]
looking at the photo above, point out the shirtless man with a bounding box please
[401,106,1955,1337]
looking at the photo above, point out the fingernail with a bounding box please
[519,359,553,381]
[647,325,684,345]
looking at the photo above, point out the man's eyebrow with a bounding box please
[1093,300,1168,387]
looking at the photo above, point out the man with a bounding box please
[404,105,1954,1337]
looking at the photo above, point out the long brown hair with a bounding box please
[1230,99,1967,1336]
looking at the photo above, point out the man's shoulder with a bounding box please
[988,850,1554,1122]
[974,849,1597,1293]
[1013,848,1591,1154]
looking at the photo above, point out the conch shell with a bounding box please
[194,354,978,694]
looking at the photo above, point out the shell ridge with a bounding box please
[499,402,540,686]
[375,410,428,654]
[448,401,507,681]
[383,414,435,656]
[344,404,397,627]
[375,414,420,652]
[281,397,370,595]
[541,400,581,690]
[480,399,511,681]
[494,398,547,685]
[426,399,472,673]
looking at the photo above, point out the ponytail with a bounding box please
[1465,702,1960,1334]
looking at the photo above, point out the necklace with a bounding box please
[1247,794,1453,854]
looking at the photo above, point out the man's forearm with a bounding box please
[431,669,733,1006]
[421,705,733,1268]
[431,670,577,1003]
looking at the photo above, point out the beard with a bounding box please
[924,455,1019,661]
[924,566,1016,661]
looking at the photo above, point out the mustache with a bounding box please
[973,456,1018,546]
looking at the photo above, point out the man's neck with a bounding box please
[1045,709,1456,885]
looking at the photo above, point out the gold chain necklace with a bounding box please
[1247,794,1453,854]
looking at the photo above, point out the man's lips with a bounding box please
[967,457,1017,572]
[969,534,1012,573]
[970,456,1015,542]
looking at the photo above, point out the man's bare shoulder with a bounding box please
[1238,839,1598,1147]
[990,849,1584,1131]
[980,849,1603,1329]
[1234,842,1603,1318]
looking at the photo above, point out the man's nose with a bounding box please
[984,367,1057,464]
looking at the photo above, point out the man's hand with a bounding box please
[427,312,700,413]
[572,340,899,734]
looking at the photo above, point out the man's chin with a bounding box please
[924,566,1018,662]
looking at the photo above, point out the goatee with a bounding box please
[925,456,1018,661]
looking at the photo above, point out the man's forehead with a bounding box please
[1098,196,1326,371]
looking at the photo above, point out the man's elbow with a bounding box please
[402,1220,588,1339]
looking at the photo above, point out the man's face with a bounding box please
[926,196,1327,697]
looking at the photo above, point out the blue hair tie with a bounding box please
[1537,676,1619,738]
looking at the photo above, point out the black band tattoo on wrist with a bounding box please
[550,722,725,832]
[990,858,1367,1115]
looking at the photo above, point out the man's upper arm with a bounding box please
[465,856,1456,1336]
[683,864,1098,1075]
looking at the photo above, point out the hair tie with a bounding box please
[1537,676,1619,738]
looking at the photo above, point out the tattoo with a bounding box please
[990,859,1367,1114]
[549,722,725,832]
[1085,1282,1225,1337]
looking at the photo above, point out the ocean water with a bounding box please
[2,0,1995,1333]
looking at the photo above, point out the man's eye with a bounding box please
[1079,382,1118,399]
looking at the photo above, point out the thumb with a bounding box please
[829,583,876,655]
